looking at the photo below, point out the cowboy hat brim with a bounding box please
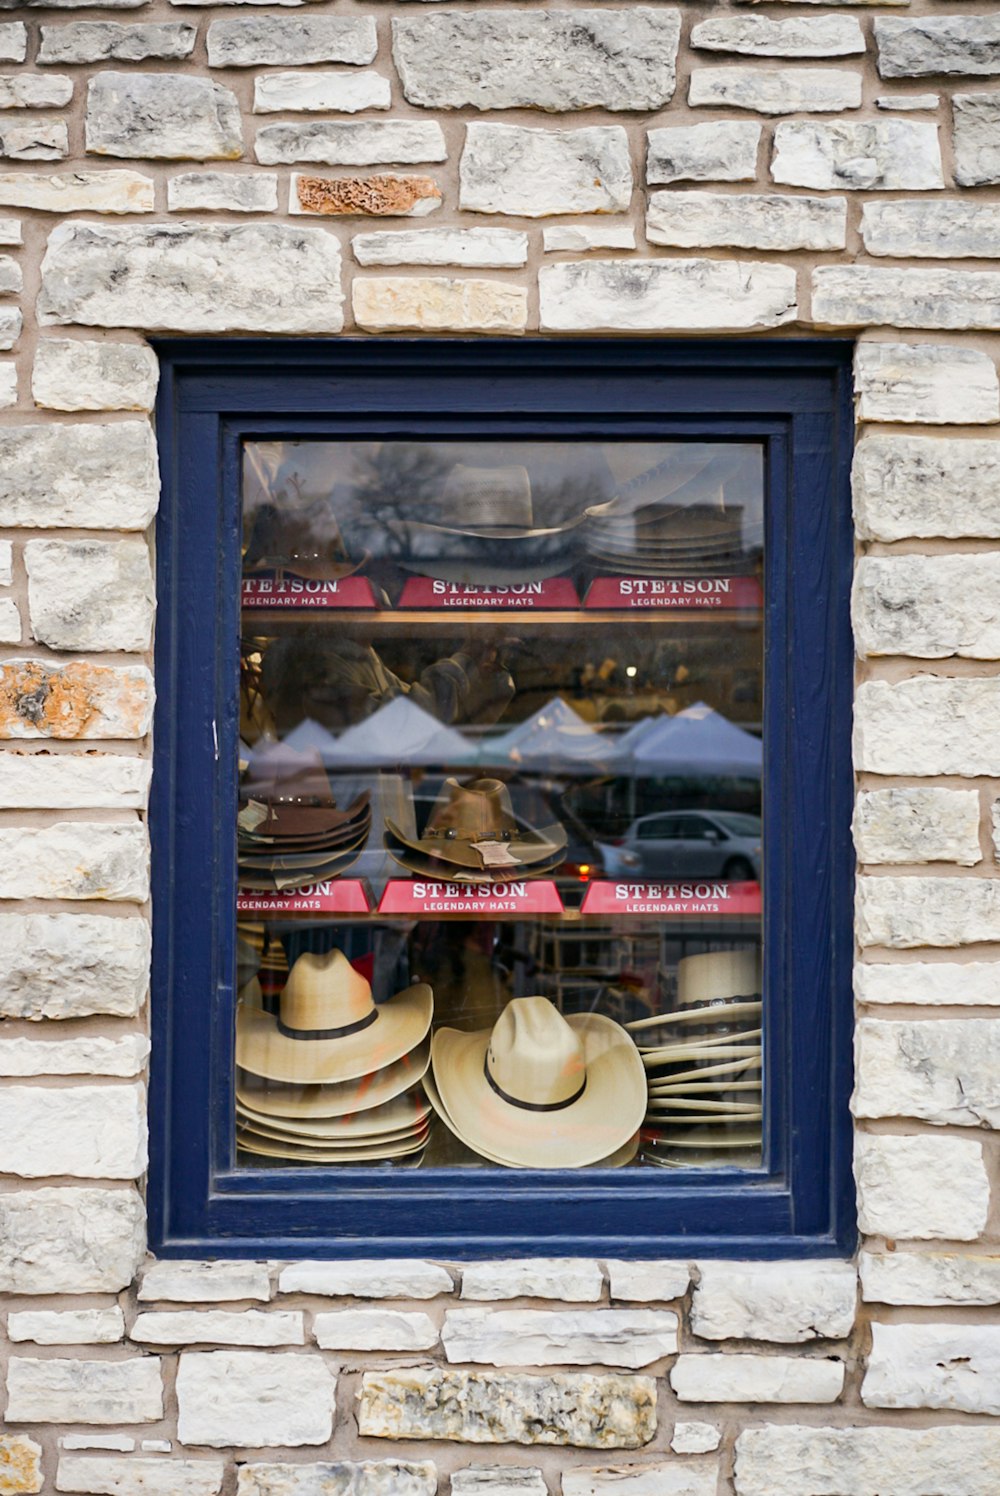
[236,982,432,1085]
[236,1039,430,1118]
[236,1113,430,1147]
[397,557,573,585]
[236,1087,431,1140]
[244,550,370,584]
[384,817,566,873]
[383,835,566,884]
[236,1126,428,1162]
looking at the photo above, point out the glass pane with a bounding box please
[236,439,764,1171]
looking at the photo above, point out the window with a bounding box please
[150,340,855,1258]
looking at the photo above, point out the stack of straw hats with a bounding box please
[235,949,434,1162]
[238,746,371,892]
[385,777,566,883]
[626,949,762,1165]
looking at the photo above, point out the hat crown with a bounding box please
[428,777,515,842]
[486,997,586,1109]
[440,464,533,530]
[280,950,374,1035]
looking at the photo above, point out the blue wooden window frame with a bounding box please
[148,338,855,1260]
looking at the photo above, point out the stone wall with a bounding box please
[2,0,1000,1491]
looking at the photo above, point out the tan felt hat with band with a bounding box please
[385,777,566,876]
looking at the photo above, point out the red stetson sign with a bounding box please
[241,575,380,609]
[236,880,372,915]
[581,880,762,916]
[584,576,763,610]
[399,578,581,609]
[378,879,564,915]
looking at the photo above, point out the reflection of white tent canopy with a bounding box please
[624,701,762,777]
[323,694,472,767]
[282,717,338,760]
[482,697,616,771]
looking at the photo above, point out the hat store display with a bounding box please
[244,500,368,583]
[385,777,567,883]
[238,745,371,891]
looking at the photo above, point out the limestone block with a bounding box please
[0,23,25,59]
[8,1308,125,1343]
[206,17,377,67]
[671,1424,720,1455]
[815,266,1000,329]
[861,1249,1000,1304]
[606,1262,691,1302]
[855,1132,989,1239]
[863,200,1000,258]
[876,92,938,110]
[691,15,864,55]
[140,1260,272,1301]
[460,123,631,217]
[690,67,861,113]
[354,228,527,268]
[647,190,845,251]
[0,304,19,347]
[32,338,158,412]
[856,678,1000,778]
[392,10,680,111]
[852,788,981,865]
[864,1323,1000,1412]
[236,1465,437,1496]
[357,1369,656,1448]
[734,1425,1000,1496]
[254,71,391,113]
[257,121,445,167]
[60,1438,136,1453]
[0,596,20,640]
[0,121,67,161]
[691,1261,855,1342]
[856,960,1000,1006]
[0,170,153,213]
[876,15,1000,77]
[0,420,157,529]
[6,0,145,8]
[86,72,242,161]
[0,75,73,107]
[0,251,19,291]
[176,1351,336,1448]
[853,435,1000,541]
[313,1310,439,1351]
[855,553,1000,660]
[0,360,13,407]
[353,277,528,333]
[0,821,149,901]
[6,1357,162,1424]
[671,1354,845,1403]
[858,873,1000,946]
[853,342,999,424]
[0,912,149,1019]
[442,1309,678,1369]
[460,1260,603,1302]
[855,1017,1000,1126]
[279,1259,453,1297]
[954,93,1000,186]
[132,1311,305,1346]
[451,1471,544,1496]
[0,1186,145,1294]
[771,120,942,188]
[543,226,636,252]
[291,173,442,216]
[0,660,154,743]
[0,1436,41,1495]
[57,1456,225,1496]
[167,173,277,212]
[0,538,10,582]
[0,1082,147,1178]
[540,259,796,333]
[26,538,154,652]
[0,1033,149,1076]
[563,1467,716,1496]
[647,122,761,184]
[39,22,195,62]
[39,222,343,335]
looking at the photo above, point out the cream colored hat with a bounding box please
[236,1087,430,1139]
[236,1038,430,1119]
[236,949,432,1086]
[428,995,645,1169]
[677,949,761,1006]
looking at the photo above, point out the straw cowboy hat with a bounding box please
[427,995,646,1169]
[236,1037,431,1119]
[236,949,432,1085]
[385,778,566,880]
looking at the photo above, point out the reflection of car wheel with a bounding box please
[723,857,755,882]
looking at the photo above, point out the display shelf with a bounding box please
[242,607,763,634]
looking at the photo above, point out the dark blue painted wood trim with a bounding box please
[149,338,856,1259]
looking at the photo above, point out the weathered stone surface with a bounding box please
[856,679,1000,778]
[0,1032,149,1075]
[854,342,999,424]
[0,596,20,641]
[647,121,761,184]
[954,93,1000,186]
[461,1260,603,1302]
[0,121,67,160]
[40,222,343,334]
[207,17,377,68]
[0,360,13,408]
[279,1259,453,1298]
[0,753,149,810]
[859,872,1000,946]
[855,553,1000,660]
[864,1323,1000,1412]
[671,1424,721,1455]
[772,119,942,188]
[0,74,73,107]
[0,660,153,743]
[451,1470,544,1496]
[254,71,391,114]
[671,1354,844,1404]
[0,821,148,901]
[8,1307,125,1344]
[354,228,527,268]
[691,67,861,113]
[313,1310,438,1351]
[691,1261,855,1343]
[0,170,153,213]
[393,10,680,111]
[176,1352,336,1448]
[0,1186,145,1294]
[353,277,527,333]
[648,190,845,251]
[852,788,981,865]
[0,250,18,291]
[140,1261,272,1302]
[816,265,1000,329]
[542,225,635,252]
[60,1437,136,1453]
[876,15,1000,77]
[863,200,1000,258]
[691,15,864,56]
[292,173,441,217]
[0,1082,147,1178]
[57,1456,225,1496]
[3,0,146,8]
[33,337,158,412]
[854,435,1000,541]
[257,121,445,167]
[563,1467,716,1496]
[26,538,154,652]
[855,1132,989,1239]
[0,538,10,583]
[0,1435,42,1494]
[877,92,938,110]
[6,1357,162,1425]
[734,1425,1000,1496]
[0,912,149,1019]
[40,22,194,62]
[540,259,796,333]
[442,1310,678,1369]
[0,304,19,347]
[358,1369,656,1448]
[0,23,25,59]
[86,72,242,161]
[606,1262,691,1303]
[167,172,277,212]
[236,1464,437,1496]
[0,420,157,529]
[855,1018,1000,1126]
[460,124,630,217]
[133,1311,305,1347]
[856,960,1000,1007]
[861,1249,1000,1304]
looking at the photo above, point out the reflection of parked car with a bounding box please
[603,810,761,881]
